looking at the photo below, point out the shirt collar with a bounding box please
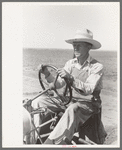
[86,55,93,63]
[74,55,93,63]
[73,55,93,69]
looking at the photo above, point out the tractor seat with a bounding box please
[76,108,107,144]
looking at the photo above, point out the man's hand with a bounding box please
[57,68,70,79]
[38,64,50,78]
[48,82,55,90]
[57,68,74,86]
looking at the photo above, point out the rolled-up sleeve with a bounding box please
[46,72,65,89]
[46,60,72,89]
[72,64,104,95]
[46,60,72,84]
[63,60,72,74]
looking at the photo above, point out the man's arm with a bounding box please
[38,64,65,89]
[72,64,104,95]
[46,74,65,89]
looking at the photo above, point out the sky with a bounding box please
[22,2,120,51]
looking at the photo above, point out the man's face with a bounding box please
[73,42,91,58]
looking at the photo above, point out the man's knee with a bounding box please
[32,96,47,108]
[67,103,79,113]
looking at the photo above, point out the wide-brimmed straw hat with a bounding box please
[65,29,101,49]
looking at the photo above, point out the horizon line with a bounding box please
[23,47,117,51]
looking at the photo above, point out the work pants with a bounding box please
[32,94,95,144]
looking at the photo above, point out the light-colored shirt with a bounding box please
[46,55,104,98]
[64,55,103,96]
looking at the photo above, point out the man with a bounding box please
[32,28,106,144]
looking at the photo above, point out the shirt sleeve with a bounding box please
[72,63,104,95]
[46,72,65,89]
[46,60,72,88]
[46,60,72,83]
[46,59,73,89]
[63,60,72,74]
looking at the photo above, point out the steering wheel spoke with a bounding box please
[38,65,72,106]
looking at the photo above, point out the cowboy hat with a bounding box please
[65,29,101,49]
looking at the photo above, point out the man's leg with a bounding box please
[44,101,94,144]
[31,94,64,143]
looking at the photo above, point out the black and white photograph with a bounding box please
[2,2,120,148]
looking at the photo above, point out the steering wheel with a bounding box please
[38,65,72,106]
